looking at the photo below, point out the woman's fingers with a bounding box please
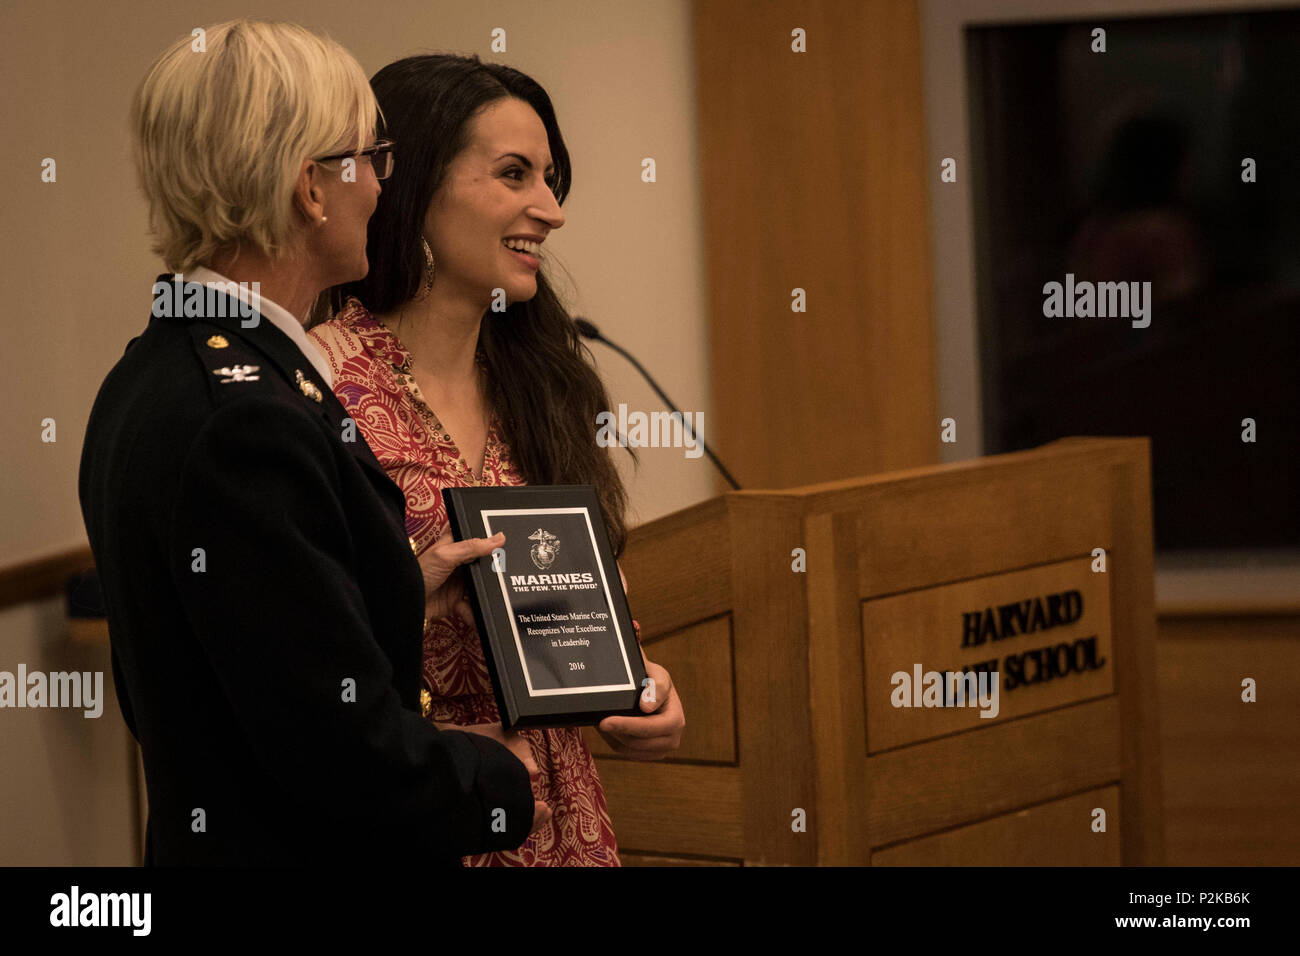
[599,713,682,750]
[596,670,685,760]
[639,667,673,712]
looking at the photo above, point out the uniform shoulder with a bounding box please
[184,323,281,407]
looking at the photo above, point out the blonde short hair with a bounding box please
[131,19,377,272]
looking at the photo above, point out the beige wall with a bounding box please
[0,599,137,864]
[0,0,712,572]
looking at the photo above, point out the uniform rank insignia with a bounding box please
[212,364,261,383]
[295,369,323,403]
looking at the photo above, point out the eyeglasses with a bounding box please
[314,139,396,180]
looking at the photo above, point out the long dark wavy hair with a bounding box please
[315,54,635,555]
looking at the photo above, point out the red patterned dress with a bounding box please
[308,298,621,866]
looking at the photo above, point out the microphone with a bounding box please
[574,317,742,491]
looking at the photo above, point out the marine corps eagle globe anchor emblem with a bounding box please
[528,528,560,570]
[294,369,323,403]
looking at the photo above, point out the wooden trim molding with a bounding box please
[0,546,95,611]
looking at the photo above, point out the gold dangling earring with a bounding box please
[416,238,436,301]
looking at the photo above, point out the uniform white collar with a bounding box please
[186,266,333,388]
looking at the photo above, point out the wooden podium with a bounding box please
[584,437,1164,865]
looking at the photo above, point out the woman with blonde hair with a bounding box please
[309,54,685,866]
[80,21,541,866]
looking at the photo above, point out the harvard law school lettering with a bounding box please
[956,589,1106,692]
[864,557,1113,751]
[988,635,1107,692]
[961,589,1083,647]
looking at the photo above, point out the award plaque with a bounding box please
[441,484,648,730]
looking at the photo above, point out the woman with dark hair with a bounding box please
[308,54,684,866]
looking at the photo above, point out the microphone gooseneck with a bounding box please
[575,316,742,491]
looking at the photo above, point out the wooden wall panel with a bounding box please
[867,697,1122,848]
[619,496,730,639]
[593,762,744,858]
[1157,615,1300,866]
[804,510,871,864]
[1105,445,1166,866]
[621,852,741,866]
[727,497,817,864]
[872,786,1121,866]
[851,441,1118,599]
[584,614,737,764]
[694,0,938,491]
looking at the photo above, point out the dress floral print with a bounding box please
[308,297,620,866]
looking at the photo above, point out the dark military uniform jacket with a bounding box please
[79,275,533,865]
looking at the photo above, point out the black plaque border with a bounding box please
[442,484,647,730]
